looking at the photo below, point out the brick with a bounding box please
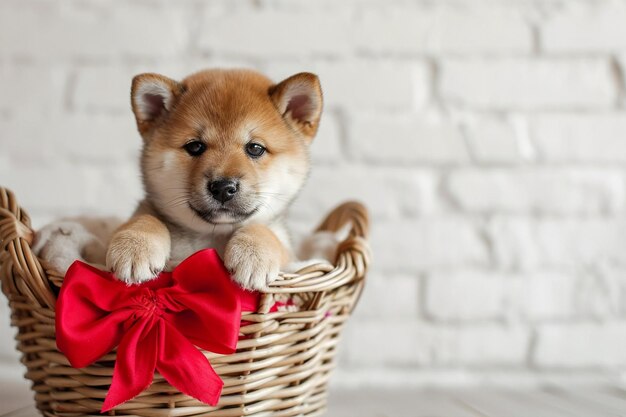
[543,3,626,53]
[291,166,439,220]
[487,216,541,271]
[267,61,429,111]
[604,267,626,318]
[92,166,143,217]
[353,274,420,320]
[0,3,188,60]
[72,62,253,112]
[318,61,429,111]
[258,0,347,9]
[341,321,429,366]
[521,272,578,321]
[343,321,528,367]
[73,67,137,112]
[356,6,532,54]
[197,9,353,58]
[0,165,97,213]
[371,218,489,271]
[348,113,468,164]
[431,325,530,366]
[310,111,343,164]
[534,322,626,367]
[424,271,510,321]
[440,58,616,110]
[532,113,626,163]
[425,269,594,322]
[0,114,139,164]
[0,65,66,115]
[0,118,59,166]
[536,219,626,267]
[447,168,625,215]
[0,164,141,218]
[568,266,626,319]
[0,153,9,172]
[489,217,626,270]
[464,116,532,163]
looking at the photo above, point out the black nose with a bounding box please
[209,179,239,203]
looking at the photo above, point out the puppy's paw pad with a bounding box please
[106,232,168,285]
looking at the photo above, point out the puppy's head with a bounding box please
[131,69,322,232]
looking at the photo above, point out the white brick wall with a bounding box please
[441,58,616,110]
[1,0,626,390]
[447,168,624,214]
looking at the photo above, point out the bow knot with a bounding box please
[55,249,260,412]
[134,290,166,318]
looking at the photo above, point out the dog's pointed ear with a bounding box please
[131,73,185,135]
[269,72,323,141]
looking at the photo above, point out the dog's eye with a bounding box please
[183,140,206,156]
[245,142,266,158]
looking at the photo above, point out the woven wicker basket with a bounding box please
[0,187,370,417]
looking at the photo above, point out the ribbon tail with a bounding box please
[156,321,223,406]
[102,318,158,412]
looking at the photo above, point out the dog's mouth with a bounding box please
[188,202,259,224]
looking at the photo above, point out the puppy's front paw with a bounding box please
[106,231,169,285]
[225,232,281,291]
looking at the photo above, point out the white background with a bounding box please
[1,0,626,400]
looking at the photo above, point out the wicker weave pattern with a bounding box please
[0,187,370,417]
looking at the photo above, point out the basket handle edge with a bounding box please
[0,187,56,309]
[316,200,371,278]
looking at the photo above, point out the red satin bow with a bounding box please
[56,249,259,412]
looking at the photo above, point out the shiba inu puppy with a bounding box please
[104,69,323,290]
